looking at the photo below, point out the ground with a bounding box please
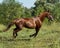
[0,22,60,48]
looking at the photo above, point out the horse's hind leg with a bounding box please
[13,28,20,38]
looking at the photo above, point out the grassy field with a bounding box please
[0,22,60,48]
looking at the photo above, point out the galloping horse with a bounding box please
[3,11,53,38]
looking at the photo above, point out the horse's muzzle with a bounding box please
[49,15,54,21]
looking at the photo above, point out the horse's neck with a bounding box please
[39,14,46,22]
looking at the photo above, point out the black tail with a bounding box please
[3,22,14,32]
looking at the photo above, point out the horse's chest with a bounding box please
[35,19,42,28]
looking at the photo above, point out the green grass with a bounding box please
[0,22,60,48]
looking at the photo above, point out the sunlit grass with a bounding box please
[0,22,60,48]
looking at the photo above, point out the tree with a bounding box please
[22,7,32,18]
[31,0,46,16]
[0,0,24,25]
[46,0,59,4]
[53,3,60,21]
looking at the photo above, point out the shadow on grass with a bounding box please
[0,30,3,33]
[0,36,31,42]
[8,38,31,42]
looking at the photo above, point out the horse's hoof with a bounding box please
[29,35,33,37]
[33,35,36,38]
[29,35,32,37]
[29,35,35,37]
[13,36,16,39]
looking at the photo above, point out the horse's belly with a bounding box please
[24,22,36,29]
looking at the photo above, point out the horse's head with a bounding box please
[45,12,53,21]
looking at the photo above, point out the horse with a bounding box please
[3,11,53,38]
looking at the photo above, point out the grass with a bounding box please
[0,22,60,48]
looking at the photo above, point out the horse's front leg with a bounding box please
[34,28,40,37]
[30,28,40,37]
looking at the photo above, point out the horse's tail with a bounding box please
[3,22,14,32]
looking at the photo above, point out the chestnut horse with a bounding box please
[3,11,53,38]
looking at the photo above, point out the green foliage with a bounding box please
[21,7,32,18]
[31,0,45,16]
[31,0,60,22]
[47,0,59,4]
[0,0,32,25]
[0,0,24,25]
[52,3,60,22]
[0,0,60,25]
